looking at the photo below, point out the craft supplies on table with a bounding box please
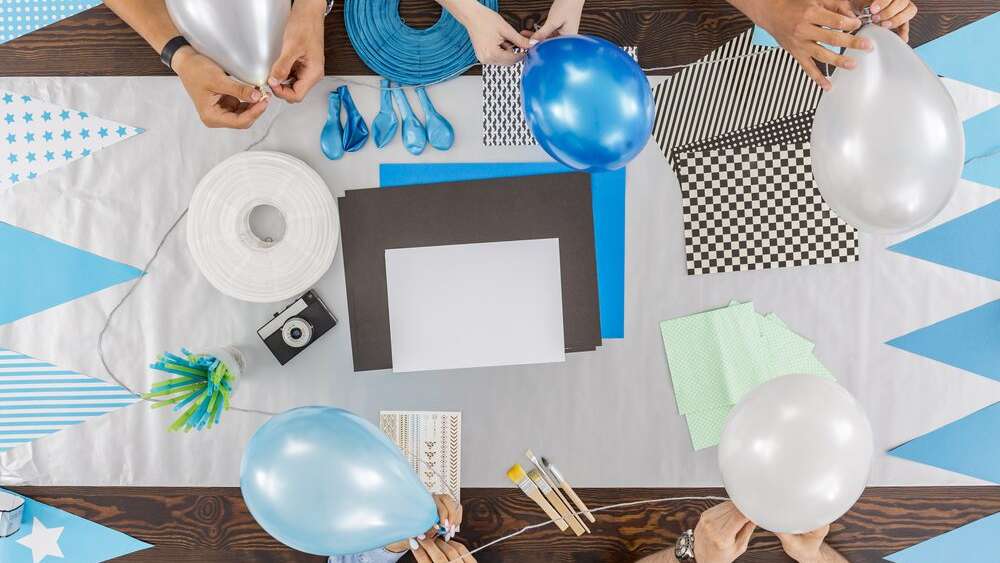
[380,411,462,502]
[186,151,339,303]
[144,347,244,432]
[0,490,24,538]
[339,173,601,372]
[506,452,594,536]
[660,302,833,449]
[380,162,626,338]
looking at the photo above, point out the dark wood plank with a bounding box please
[10,486,1000,562]
[0,1,995,77]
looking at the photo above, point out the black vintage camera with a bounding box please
[258,290,337,365]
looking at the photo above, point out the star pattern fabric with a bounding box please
[0,90,143,188]
[16,518,63,563]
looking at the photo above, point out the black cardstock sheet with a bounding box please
[339,173,601,371]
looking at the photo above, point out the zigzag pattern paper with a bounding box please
[0,488,151,562]
[380,411,461,502]
[916,11,1000,93]
[1,89,143,188]
[0,348,139,454]
[0,222,142,325]
[887,300,1000,384]
[888,200,1000,280]
[889,402,1000,484]
[885,511,1000,563]
[0,1,102,44]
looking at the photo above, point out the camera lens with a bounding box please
[281,318,313,349]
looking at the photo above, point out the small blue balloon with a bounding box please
[521,35,654,172]
[240,407,438,556]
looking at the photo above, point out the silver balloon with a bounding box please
[719,375,874,534]
[165,0,290,87]
[811,25,964,234]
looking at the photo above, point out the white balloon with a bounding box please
[811,24,964,234]
[719,375,874,534]
[165,0,290,87]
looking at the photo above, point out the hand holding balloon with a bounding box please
[777,525,849,563]
[693,502,756,563]
[268,0,327,102]
[173,49,269,129]
[385,494,464,553]
[440,0,532,65]
[528,0,585,41]
[868,0,919,41]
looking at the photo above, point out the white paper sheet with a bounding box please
[385,239,566,372]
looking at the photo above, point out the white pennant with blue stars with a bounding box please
[1,90,143,188]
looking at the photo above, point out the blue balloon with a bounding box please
[521,35,654,172]
[240,407,438,556]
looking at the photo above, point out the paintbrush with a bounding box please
[507,464,569,532]
[527,468,586,536]
[525,449,590,533]
[542,457,596,523]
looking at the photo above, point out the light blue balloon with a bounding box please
[240,407,438,556]
[521,35,654,172]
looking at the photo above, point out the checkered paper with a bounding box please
[674,142,858,275]
[483,47,638,146]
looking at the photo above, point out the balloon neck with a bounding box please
[858,6,873,25]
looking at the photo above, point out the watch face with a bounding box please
[675,531,694,558]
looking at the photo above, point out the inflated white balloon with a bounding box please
[166,0,289,87]
[811,24,964,234]
[719,375,874,534]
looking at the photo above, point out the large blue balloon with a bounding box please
[240,407,438,556]
[522,35,654,172]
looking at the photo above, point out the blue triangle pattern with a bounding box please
[0,1,102,45]
[0,347,139,454]
[0,222,142,325]
[962,105,1000,188]
[885,511,1000,563]
[0,488,151,562]
[888,199,1000,280]
[888,401,1000,485]
[916,11,1000,93]
[887,300,1000,384]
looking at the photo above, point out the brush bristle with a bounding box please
[525,449,536,461]
[506,464,527,483]
[527,468,543,481]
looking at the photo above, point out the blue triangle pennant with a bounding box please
[0,2,102,45]
[0,223,142,325]
[962,105,1000,188]
[0,488,151,562]
[916,11,1000,93]
[889,401,1000,485]
[885,511,1000,563]
[887,300,1000,383]
[888,200,1000,280]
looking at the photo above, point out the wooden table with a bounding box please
[3,1,998,561]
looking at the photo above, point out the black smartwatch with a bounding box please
[160,36,191,71]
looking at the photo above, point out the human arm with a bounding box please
[268,0,327,102]
[867,0,918,41]
[436,0,532,65]
[530,0,585,41]
[777,526,850,563]
[637,501,755,563]
[103,0,268,129]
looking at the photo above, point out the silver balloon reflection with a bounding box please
[811,25,964,234]
[719,375,874,534]
[165,0,289,87]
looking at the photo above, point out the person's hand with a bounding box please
[173,48,268,129]
[692,501,756,563]
[453,0,532,65]
[268,0,326,102]
[733,0,870,90]
[865,0,917,41]
[411,538,476,563]
[530,0,585,41]
[385,494,463,553]
[776,525,847,563]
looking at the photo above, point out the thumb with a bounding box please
[500,23,532,50]
[214,77,262,103]
[269,50,298,87]
[531,21,560,41]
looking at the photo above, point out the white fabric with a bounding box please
[0,76,997,487]
[386,239,565,372]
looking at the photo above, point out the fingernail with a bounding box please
[859,39,872,50]
[872,14,881,22]
[267,77,279,88]
[444,519,450,528]
[529,39,539,46]
[870,3,881,13]
[409,538,420,550]
[250,90,262,102]
[822,82,831,91]
[843,59,856,69]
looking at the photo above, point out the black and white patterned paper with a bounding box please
[674,142,858,275]
[672,111,815,162]
[483,47,638,146]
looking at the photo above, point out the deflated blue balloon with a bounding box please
[521,35,654,172]
[416,86,454,151]
[240,407,438,556]
[321,91,345,160]
[338,85,369,152]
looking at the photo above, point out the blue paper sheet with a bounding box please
[885,511,1000,563]
[962,106,1000,188]
[751,26,779,48]
[888,200,1000,280]
[889,402,1000,485]
[0,222,142,325]
[0,1,102,45]
[916,11,1000,93]
[0,488,151,562]
[379,162,626,338]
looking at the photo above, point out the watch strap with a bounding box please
[160,36,191,71]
